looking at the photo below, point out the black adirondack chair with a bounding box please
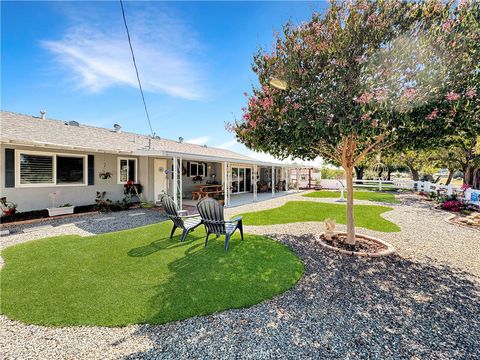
[196,197,244,251]
[160,195,202,242]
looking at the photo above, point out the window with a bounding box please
[17,151,87,187]
[57,156,85,184]
[189,162,205,177]
[19,154,54,185]
[118,158,137,183]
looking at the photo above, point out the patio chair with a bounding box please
[196,197,244,251]
[160,195,202,242]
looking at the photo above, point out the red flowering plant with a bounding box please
[124,181,143,203]
[440,200,464,212]
[230,0,479,247]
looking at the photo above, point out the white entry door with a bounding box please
[154,159,167,201]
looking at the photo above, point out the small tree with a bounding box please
[232,0,479,246]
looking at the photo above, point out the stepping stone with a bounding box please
[128,212,145,217]
[23,225,53,233]
[94,217,116,222]
[0,229,10,236]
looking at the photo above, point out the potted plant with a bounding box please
[124,181,143,204]
[1,197,17,216]
[99,170,113,180]
[47,191,75,216]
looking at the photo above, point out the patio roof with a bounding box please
[0,111,293,167]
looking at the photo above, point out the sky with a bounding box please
[1,1,328,165]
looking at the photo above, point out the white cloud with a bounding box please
[185,136,210,145]
[41,5,205,100]
[215,139,237,149]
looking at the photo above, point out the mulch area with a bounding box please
[319,233,387,254]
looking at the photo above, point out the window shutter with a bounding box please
[187,162,190,177]
[5,148,15,188]
[88,155,94,185]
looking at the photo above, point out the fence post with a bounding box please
[465,188,472,202]
[379,179,382,191]
[424,181,431,192]
[447,184,453,196]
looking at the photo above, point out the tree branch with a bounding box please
[353,133,388,166]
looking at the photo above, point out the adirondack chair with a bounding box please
[196,197,244,251]
[160,195,202,242]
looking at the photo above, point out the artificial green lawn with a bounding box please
[0,222,303,327]
[239,201,400,232]
[303,190,400,203]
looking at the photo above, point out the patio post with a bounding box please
[296,168,300,192]
[272,165,275,197]
[285,167,289,192]
[172,157,182,210]
[253,164,258,202]
[223,161,228,207]
[173,156,178,208]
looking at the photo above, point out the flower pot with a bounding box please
[3,208,16,216]
[47,206,75,217]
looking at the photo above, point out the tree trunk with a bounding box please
[345,166,356,246]
[411,168,419,181]
[445,169,454,185]
[464,165,473,185]
[354,166,364,180]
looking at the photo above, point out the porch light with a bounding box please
[269,78,287,90]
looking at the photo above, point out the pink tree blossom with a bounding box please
[465,88,477,99]
[446,91,461,101]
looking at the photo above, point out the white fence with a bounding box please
[319,179,480,205]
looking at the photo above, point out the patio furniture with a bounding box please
[196,197,244,251]
[160,195,202,242]
[257,181,269,193]
[275,180,286,191]
[191,191,201,200]
[198,184,224,199]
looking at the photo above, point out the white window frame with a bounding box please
[15,150,88,188]
[117,157,138,184]
[189,162,205,177]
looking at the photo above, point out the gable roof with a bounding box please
[0,111,272,164]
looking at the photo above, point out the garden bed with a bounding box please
[316,232,395,257]
[0,206,99,228]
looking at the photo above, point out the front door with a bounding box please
[154,159,167,201]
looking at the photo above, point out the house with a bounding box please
[0,111,292,212]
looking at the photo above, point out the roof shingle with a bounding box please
[0,111,256,162]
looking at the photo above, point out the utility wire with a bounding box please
[119,0,155,137]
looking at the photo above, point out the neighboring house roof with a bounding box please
[0,111,280,165]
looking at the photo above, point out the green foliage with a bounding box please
[232,1,479,164]
[238,201,400,232]
[304,190,399,203]
[0,222,303,326]
[320,166,345,179]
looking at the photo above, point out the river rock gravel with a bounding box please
[1,192,479,359]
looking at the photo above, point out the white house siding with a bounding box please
[0,145,141,212]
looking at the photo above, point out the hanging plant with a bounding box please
[98,152,112,180]
[99,170,113,180]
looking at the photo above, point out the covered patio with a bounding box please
[183,189,300,208]
[163,153,296,210]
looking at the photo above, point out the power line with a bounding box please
[119,0,155,137]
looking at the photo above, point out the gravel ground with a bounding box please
[1,192,479,359]
[0,209,166,250]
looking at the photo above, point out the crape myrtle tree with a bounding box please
[231,0,479,246]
